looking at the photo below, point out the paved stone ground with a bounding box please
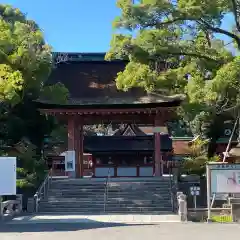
[1,222,240,240]
[7,214,182,224]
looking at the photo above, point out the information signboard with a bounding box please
[0,157,16,195]
[209,164,240,194]
[65,150,75,171]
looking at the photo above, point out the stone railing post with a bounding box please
[34,193,39,212]
[0,196,3,220]
[177,192,188,222]
[16,194,23,213]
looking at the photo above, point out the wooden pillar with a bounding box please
[72,117,84,178]
[79,119,84,178]
[67,117,75,151]
[67,117,84,178]
[154,112,163,177]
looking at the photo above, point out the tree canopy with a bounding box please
[0,4,68,105]
[106,0,240,149]
[0,5,69,189]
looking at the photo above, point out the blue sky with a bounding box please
[2,0,235,53]
[3,0,120,52]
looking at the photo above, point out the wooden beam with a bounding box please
[39,107,174,115]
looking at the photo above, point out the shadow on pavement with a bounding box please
[0,221,155,233]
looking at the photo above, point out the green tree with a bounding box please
[106,0,240,154]
[182,138,220,175]
[0,5,52,104]
[0,5,69,189]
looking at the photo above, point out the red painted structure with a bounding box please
[37,53,183,178]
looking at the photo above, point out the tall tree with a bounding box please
[0,5,69,188]
[106,0,240,153]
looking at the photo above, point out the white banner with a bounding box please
[0,157,16,195]
[65,151,75,171]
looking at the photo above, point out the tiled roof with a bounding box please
[113,124,146,136]
[39,58,184,106]
[84,135,172,152]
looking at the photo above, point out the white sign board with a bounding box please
[209,164,240,194]
[65,151,75,171]
[0,157,16,195]
[190,186,200,196]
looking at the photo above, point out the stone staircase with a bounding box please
[105,178,173,213]
[38,177,174,214]
[39,179,106,213]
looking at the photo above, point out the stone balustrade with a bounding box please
[0,194,23,220]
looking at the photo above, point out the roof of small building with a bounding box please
[84,135,172,152]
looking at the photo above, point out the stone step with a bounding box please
[108,191,171,194]
[106,203,172,206]
[39,202,104,207]
[107,198,172,202]
[50,187,170,192]
[50,183,105,186]
[42,199,105,203]
[107,194,171,198]
[47,192,171,197]
[46,193,171,198]
[40,202,171,208]
[108,188,170,191]
[48,189,170,193]
[39,205,173,210]
[108,186,170,188]
[51,183,106,186]
[38,208,104,213]
[107,192,171,195]
[47,195,103,199]
[108,183,171,186]
[50,186,106,190]
[46,196,171,201]
[51,182,171,188]
[47,196,105,200]
[52,181,171,184]
[105,206,173,210]
[39,207,173,213]
[38,178,174,214]
[41,197,172,202]
[107,188,170,192]
[50,189,169,192]
[43,197,171,202]
[107,185,170,188]
[48,189,105,192]
[40,204,172,209]
[52,183,171,186]
[48,190,105,194]
[107,185,171,188]
[51,180,106,184]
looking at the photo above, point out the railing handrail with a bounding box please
[37,169,52,194]
[34,168,52,212]
[169,168,175,212]
[104,168,111,212]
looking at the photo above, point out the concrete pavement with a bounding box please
[7,214,181,224]
[1,221,240,240]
